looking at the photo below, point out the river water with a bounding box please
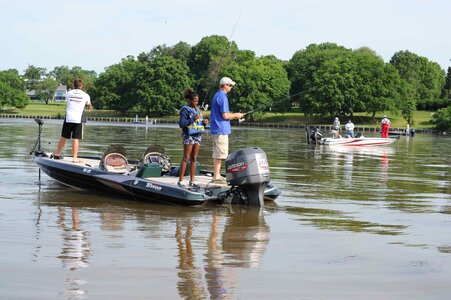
[0,118,450,299]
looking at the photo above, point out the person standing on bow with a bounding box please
[210,77,244,184]
[380,115,391,138]
[345,120,355,138]
[333,117,341,138]
[53,79,92,163]
[178,88,208,188]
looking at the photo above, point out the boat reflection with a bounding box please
[35,184,270,300]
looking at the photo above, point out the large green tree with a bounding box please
[220,51,291,120]
[134,54,192,115]
[390,50,445,110]
[0,70,29,109]
[286,43,351,116]
[287,43,403,118]
[91,56,140,114]
[35,77,59,104]
[49,65,97,89]
[188,35,239,100]
[23,65,46,91]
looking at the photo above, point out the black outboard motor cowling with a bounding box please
[225,147,270,206]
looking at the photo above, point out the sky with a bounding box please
[1,0,450,75]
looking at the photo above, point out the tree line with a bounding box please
[1,35,450,129]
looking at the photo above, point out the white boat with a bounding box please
[308,127,398,146]
[319,137,397,146]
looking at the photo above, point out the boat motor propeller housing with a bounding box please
[225,147,270,206]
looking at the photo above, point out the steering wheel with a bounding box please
[142,152,172,172]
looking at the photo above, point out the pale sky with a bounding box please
[1,0,450,74]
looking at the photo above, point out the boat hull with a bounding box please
[33,155,279,206]
[320,137,397,146]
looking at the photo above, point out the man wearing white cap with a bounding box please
[210,77,244,183]
[380,115,391,138]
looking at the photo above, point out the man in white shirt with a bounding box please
[345,120,355,138]
[53,79,92,163]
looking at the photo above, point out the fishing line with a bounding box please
[201,12,242,106]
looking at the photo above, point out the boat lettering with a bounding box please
[82,168,92,174]
[227,161,249,172]
[146,183,162,191]
[258,159,269,168]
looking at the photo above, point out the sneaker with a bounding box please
[177,181,186,188]
[51,154,63,159]
[189,181,200,189]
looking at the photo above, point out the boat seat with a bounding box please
[100,144,130,174]
[139,145,172,173]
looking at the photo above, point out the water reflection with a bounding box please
[35,184,270,299]
[175,207,269,299]
[57,207,90,298]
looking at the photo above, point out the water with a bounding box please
[0,118,450,299]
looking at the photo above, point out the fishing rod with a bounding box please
[239,87,315,120]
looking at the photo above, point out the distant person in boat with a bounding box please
[210,77,244,184]
[53,79,92,163]
[345,120,355,138]
[380,115,391,138]
[178,88,209,188]
[333,117,341,138]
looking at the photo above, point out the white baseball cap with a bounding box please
[219,77,236,86]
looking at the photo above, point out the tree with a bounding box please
[133,55,192,116]
[49,66,97,89]
[353,49,400,119]
[443,67,451,100]
[35,77,59,104]
[188,35,239,100]
[23,65,46,91]
[220,52,291,120]
[390,50,445,110]
[0,70,29,109]
[91,56,140,114]
[430,106,451,132]
[286,43,351,116]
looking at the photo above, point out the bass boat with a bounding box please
[308,127,398,146]
[31,119,280,206]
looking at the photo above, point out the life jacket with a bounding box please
[182,105,205,135]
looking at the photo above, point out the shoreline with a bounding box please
[0,113,436,134]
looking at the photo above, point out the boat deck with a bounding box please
[53,156,227,189]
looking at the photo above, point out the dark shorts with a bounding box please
[61,121,84,139]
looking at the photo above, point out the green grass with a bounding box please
[2,102,436,129]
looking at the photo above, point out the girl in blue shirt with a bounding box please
[178,88,209,188]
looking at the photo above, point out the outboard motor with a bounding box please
[225,147,270,206]
[309,127,323,144]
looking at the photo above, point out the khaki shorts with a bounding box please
[212,134,228,159]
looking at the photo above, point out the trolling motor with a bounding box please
[224,147,270,206]
[309,127,323,144]
[30,118,44,156]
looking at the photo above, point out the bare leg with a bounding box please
[213,159,222,180]
[179,144,193,182]
[72,139,79,160]
[55,137,67,156]
[189,144,200,182]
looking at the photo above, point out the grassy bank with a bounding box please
[2,101,435,129]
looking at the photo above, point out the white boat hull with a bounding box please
[320,137,397,146]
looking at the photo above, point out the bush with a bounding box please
[430,106,451,132]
